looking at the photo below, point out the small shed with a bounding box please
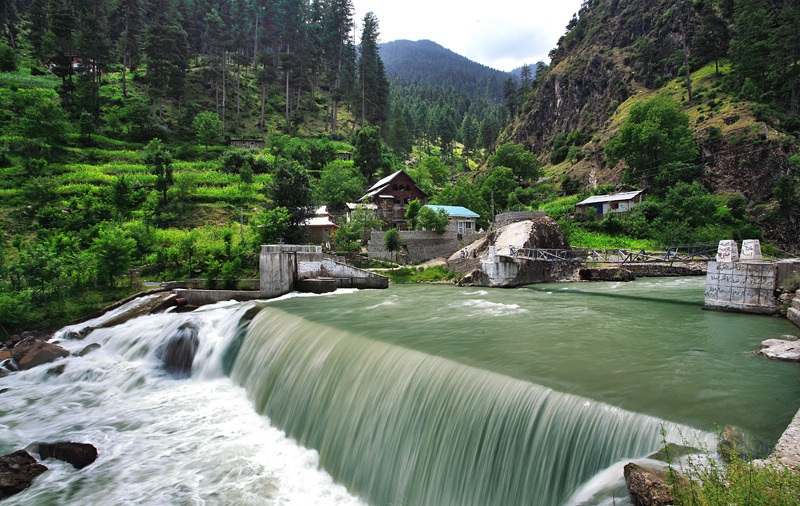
[423,205,480,235]
[301,206,339,243]
[575,190,644,217]
[230,139,265,149]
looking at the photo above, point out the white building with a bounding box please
[575,190,644,217]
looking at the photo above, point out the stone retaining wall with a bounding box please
[368,230,484,263]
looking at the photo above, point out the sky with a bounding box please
[350,0,585,72]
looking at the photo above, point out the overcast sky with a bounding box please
[350,0,584,72]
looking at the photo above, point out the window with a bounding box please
[393,184,398,190]
[610,202,619,210]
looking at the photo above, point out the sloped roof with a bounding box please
[423,205,479,218]
[576,190,644,206]
[302,216,339,229]
[360,169,427,200]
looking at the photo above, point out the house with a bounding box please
[230,139,265,150]
[575,190,644,217]
[345,202,378,223]
[359,170,427,229]
[301,206,339,244]
[422,205,480,235]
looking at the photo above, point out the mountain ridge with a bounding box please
[379,39,510,101]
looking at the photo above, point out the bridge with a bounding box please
[505,244,718,265]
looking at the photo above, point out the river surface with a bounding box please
[1,277,797,505]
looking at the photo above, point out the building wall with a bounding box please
[367,230,485,263]
[704,261,778,314]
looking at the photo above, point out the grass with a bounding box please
[668,453,800,505]
[378,265,457,284]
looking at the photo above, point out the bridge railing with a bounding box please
[506,243,717,264]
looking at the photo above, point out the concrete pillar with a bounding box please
[716,240,739,262]
[740,239,763,260]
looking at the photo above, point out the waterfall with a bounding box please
[231,307,713,506]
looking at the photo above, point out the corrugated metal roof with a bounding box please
[576,190,643,206]
[423,205,479,218]
[366,170,403,193]
[302,216,339,228]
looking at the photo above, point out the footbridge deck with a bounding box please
[506,244,717,265]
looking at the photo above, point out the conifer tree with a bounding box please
[357,11,388,129]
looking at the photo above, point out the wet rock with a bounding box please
[155,322,199,375]
[646,444,699,462]
[11,339,69,371]
[624,462,674,506]
[64,327,94,340]
[33,442,97,470]
[1,358,18,372]
[0,369,7,378]
[718,425,761,462]
[0,349,10,362]
[0,450,48,500]
[46,364,66,376]
[578,267,635,282]
[756,338,800,363]
[75,343,101,357]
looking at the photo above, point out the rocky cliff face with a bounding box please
[511,0,689,154]
[508,0,799,252]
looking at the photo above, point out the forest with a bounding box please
[0,0,799,334]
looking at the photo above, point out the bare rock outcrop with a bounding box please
[0,450,48,500]
[155,322,199,375]
[32,442,98,470]
[756,337,800,363]
[623,462,674,506]
[11,339,69,371]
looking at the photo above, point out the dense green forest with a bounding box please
[0,0,799,334]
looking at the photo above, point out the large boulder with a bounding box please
[33,442,97,470]
[11,339,69,371]
[0,450,48,500]
[448,217,574,287]
[623,462,674,506]
[155,322,199,375]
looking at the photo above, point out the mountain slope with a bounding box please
[379,39,509,101]
[505,0,799,251]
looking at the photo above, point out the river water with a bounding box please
[1,277,797,505]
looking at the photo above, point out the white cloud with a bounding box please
[352,0,583,71]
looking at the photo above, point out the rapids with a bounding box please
[1,278,797,505]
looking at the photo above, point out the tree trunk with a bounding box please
[236,58,241,127]
[222,50,227,134]
[260,80,266,130]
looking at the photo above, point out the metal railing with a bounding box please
[506,243,718,264]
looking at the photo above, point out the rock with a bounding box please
[75,343,101,357]
[718,425,761,462]
[46,364,66,376]
[623,462,674,506]
[1,359,18,372]
[756,338,800,363]
[0,369,7,378]
[63,327,94,340]
[155,322,199,375]
[646,444,699,462]
[33,442,97,470]
[0,450,48,500]
[11,339,69,371]
[578,267,635,282]
[0,350,10,362]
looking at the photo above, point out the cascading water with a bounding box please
[2,278,797,505]
[231,307,713,506]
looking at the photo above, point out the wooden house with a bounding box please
[359,170,427,229]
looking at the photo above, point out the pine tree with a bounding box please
[357,11,388,129]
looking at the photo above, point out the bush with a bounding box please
[0,45,16,72]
